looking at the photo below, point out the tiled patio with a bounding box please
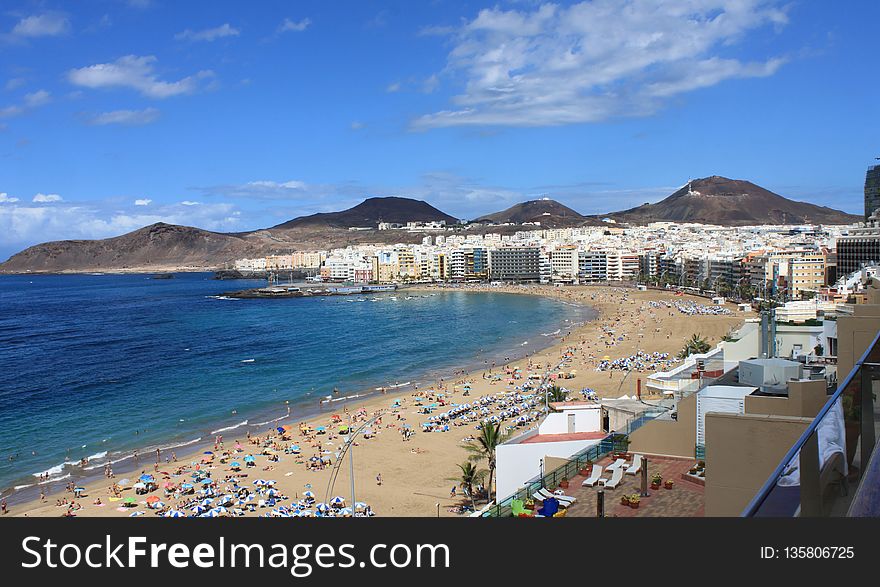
[556,455,705,517]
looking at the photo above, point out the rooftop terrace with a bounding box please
[560,455,704,518]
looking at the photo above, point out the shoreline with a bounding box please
[0,287,590,507]
[5,284,750,518]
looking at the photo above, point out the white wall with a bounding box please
[537,408,601,435]
[495,438,601,501]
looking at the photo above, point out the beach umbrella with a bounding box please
[230,462,241,469]
[243,455,255,463]
[303,490,315,502]
[200,498,214,506]
[117,478,131,486]
[139,474,154,482]
[165,510,185,518]
[124,497,136,505]
[266,488,278,497]
[330,496,345,508]
[339,507,353,517]
[289,445,301,453]
[253,479,267,486]
[316,502,330,513]
[300,510,314,517]
[129,511,145,517]
[190,505,206,514]
[146,495,160,504]
[203,451,213,455]
[181,482,193,489]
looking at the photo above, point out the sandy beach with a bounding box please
[5,284,751,518]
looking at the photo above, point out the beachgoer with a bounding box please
[376,473,382,486]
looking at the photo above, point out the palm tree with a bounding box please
[465,422,505,503]
[545,385,567,403]
[450,461,487,509]
[679,333,711,358]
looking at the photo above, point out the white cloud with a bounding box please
[179,200,200,206]
[23,90,50,107]
[350,121,365,130]
[278,18,311,33]
[413,0,790,129]
[0,192,20,203]
[175,23,240,42]
[32,193,63,203]
[86,107,160,126]
[134,199,152,206]
[68,55,214,99]
[11,13,70,38]
[0,89,51,119]
[386,81,401,93]
[0,200,243,256]
[4,78,26,91]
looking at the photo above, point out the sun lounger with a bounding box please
[601,468,624,489]
[581,465,603,487]
[606,458,627,471]
[625,454,643,475]
[533,487,577,507]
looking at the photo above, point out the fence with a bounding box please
[481,434,628,517]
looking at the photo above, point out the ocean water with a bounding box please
[0,273,592,498]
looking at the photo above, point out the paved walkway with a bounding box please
[558,455,704,517]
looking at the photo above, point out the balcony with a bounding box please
[742,330,880,517]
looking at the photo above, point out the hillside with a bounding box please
[0,223,266,273]
[474,198,588,228]
[273,196,459,229]
[609,176,860,225]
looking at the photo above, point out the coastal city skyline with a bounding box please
[2,0,879,260]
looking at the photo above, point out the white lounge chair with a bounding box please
[606,458,627,471]
[581,465,603,487]
[533,487,577,507]
[601,468,624,489]
[625,454,643,475]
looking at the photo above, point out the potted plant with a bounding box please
[558,477,569,489]
[524,498,535,511]
[664,479,674,489]
[628,494,640,509]
[650,472,662,489]
[620,495,630,507]
[580,459,593,476]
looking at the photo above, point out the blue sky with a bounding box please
[1,0,878,259]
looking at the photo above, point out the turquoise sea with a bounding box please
[0,273,592,500]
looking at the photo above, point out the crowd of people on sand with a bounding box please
[12,412,388,518]
[650,299,732,316]
[595,350,679,373]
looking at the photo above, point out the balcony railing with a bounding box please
[742,330,880,517]
[481,434,626,517]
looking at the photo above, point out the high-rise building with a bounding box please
[866,163,880,220]
[488,247,540,282]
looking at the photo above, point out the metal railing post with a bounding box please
[860,365,877,473]
[641,457,649,497]
[800,430,822,516]
[597,488,605,518]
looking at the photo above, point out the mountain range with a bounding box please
[0,176,861,273]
